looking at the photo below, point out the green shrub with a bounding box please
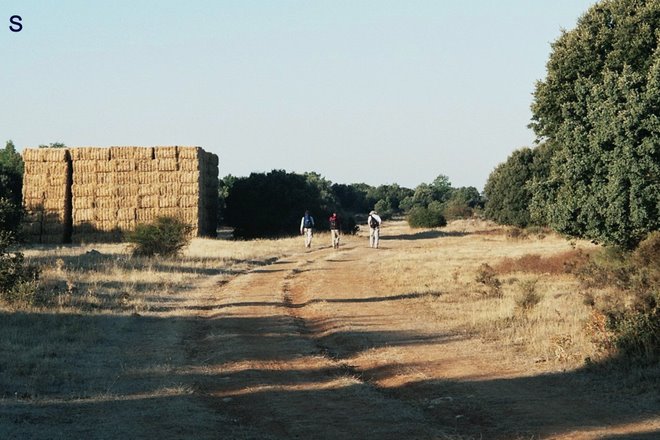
[127,217,193,257]
[0,231,40,306]
[407,204,447,228]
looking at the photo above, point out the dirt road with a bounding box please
[186,228,660,440]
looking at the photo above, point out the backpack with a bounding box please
[369,216,379,228]
[304,215,314,228]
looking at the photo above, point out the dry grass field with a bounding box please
[1,220,658,439]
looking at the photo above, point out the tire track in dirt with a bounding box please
[187,243,445,440]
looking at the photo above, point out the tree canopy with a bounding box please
[531,0,660,248]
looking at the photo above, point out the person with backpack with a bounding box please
[329,212,340,249]
[300,210,315,248]
[367,210,382,248]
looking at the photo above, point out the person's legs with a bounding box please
[369,228,375,248]
[332,229,340,248]
[374,227,379,248]
[305,228,313,247]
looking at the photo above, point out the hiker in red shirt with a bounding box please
[329,212,340,249]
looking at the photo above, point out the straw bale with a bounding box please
[158,171,181,183]
[42,223,64,235]
[97,173,116,185]
[96,185,114,197]
[71,184,96,197]
[73,172,96,185]
[43,199,67,211]
[159,184,181,196]
[117,220,136,231]
[99,220,119,231]
[179,195,197,208]
[178,159,200,172]
[110,146,132,159]
[44,186,69,199]
[70,147,110,161]
[96,160,116,173]
[115,184,139,198]
[113,159,136,172]
[136,160,158,173]
[154,146,178,159]
[73,197,94,210]
[158,208,180,218]
[180,184,199,195]
[72,160,97,174]
[73,208,95,222]
[136,208,156,222]
[157,159,178,172]
[137,172,158,185]
[180,171,200,183]
[136,184,155,196]
[96,197,119,210]
[21,149,42,162]
[114,173,138,185]
[133,147,155,160]
[138,195,158,209]
[158,196,178,209]
[95,208,118,222]
[47,174,68,186]
[117,208,136,221]
[40,148,70,162]
[23,186,45,200]
[177,146,201,160]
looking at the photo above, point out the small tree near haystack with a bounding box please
[127,217,193,257]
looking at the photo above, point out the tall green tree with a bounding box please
[531,0,660,248]
[484,148,537,227]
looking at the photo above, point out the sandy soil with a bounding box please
[185,227,660,440]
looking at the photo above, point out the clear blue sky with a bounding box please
[1,1,597,190]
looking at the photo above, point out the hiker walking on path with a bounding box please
[300,210,315,248]
[329,212,340,249]
[367,210,381,249]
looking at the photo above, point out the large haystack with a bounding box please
[21,146,219,243]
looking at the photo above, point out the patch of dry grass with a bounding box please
[373,220,599,369]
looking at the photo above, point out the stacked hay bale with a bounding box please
[70,146,148,242]
[21,146,219,243]
[21,148,72,243]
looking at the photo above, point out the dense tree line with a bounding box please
[221,170,483,237]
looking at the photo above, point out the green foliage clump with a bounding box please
[127,217,193,257]
[407,203,447,228]
[484,145,552,228]
[0,231,40,306]
[530,0,660,248]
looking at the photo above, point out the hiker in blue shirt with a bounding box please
[300,210,315,248]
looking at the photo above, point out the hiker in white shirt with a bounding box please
[367,210,382,249]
